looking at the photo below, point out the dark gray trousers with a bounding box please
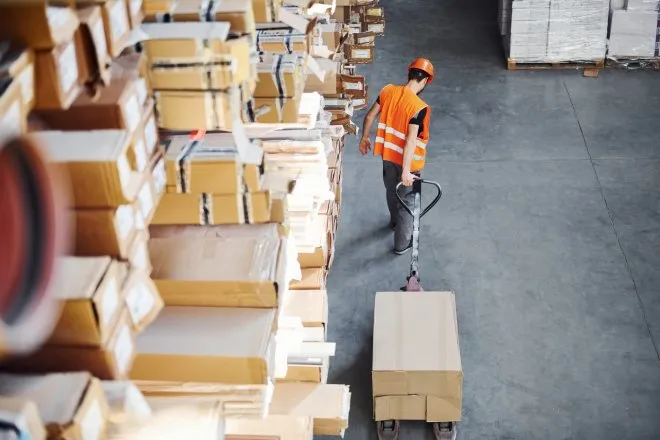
[382,160,419,250]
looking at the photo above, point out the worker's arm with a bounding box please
[359,100,381,155]
[401,123,420,187]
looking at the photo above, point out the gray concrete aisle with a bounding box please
[321,0,660,439]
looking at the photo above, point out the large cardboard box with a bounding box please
[34,130,142,208]
[153,89,239,131]
[34,78,143,133]
[48,256,123,347]
[0,373,109,440]
[372,292,462,422]
[148,223,285,307]
[0,3,79,50]
[72,204,140,258]
[212,0,256,36]
[0,397,46,440]
[120,266,164,332]
[255,54,305,98]
[153,191,271,225]
[141,22,231,60]
[131,306,276,384]
[271,383,350,437]
[75,6,112,84]
[3,310,137,380]
[34,39,81,109]
[0,46,35,115]
[255,28,311,54]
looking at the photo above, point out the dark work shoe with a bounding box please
[393,243,412,255]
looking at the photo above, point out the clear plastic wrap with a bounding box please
[607,8,660,59]
[502,0,609,63]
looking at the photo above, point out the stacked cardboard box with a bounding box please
[372,292,463,424]
[499,0,609,64]
[0,0,354,438]
[608,0,660,60]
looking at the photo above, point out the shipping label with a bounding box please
[124,94,142,133]
[111,0,129,43]
[127,284,156,325]
[144,115,158,155]
[101,278,119,328]
[59,43,79,94]
[116,205,135,240]
[93,18,109,62]
[113,325,134,375]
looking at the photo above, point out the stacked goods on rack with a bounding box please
[607,0,660,65]
[0,0,353,438]
[498,0,609,67]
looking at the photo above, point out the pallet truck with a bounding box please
[376,179,457,440]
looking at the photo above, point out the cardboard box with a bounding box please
[0,397,47,440]
[253,96,301,123]
[0,46,35,115]
[282,358,329,384]
[164,135,243,194]
[101,0,133,57]
[290,268,325,291]
[0,373,109,440]
[372,292,462,422]
[143,0,176,15]
[252,0,278,22]
[2,310,136,380]
[225,415,313,440]
[345,44,374,64]
[34,130,141,208]
[48,256,123,347]
[141,22,231,60]
[283,290,328,326]
[211,0,256,36]
[131,306,276,384]
[304,58,339,95]
[34,77,143,133]
[75,6,112,84]
[126,0,145,29]
[148,223,285,307]
[0,3,79,50]
[123,230,152,274]
[121,267,164,332]
[0,77,25,136]
[271,383,350,437]
[72,203,140,258]
[154,89,239,131]
[150,61,236,91]
[255,28,311,54]
[34,39,81,109]
[255,54,305,98]
[153,192,246,225]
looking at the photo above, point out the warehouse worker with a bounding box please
[359,58,434,255]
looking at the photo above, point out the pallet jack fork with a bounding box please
[377,179,457,440]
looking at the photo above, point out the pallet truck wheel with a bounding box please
[432,422,457,440]
[377,420,400,440]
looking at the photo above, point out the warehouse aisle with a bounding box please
[324,0,660,439]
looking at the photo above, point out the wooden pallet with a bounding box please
[606,57,660,70]
[507,58,605,71]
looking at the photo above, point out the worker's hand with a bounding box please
[359,137,371,155]
[401,170,419,187]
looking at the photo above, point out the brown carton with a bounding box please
[48,256,123,347]
[372,292,462,422]
[34,39,81,109]
[72,203,140,258]
[345,44,374,64]
[154,89,239,131]
[253,96,301,123]
[0,373,109,440]
[0,46,35,115]
[0,3,79,50]
[100,0,132,57]
[271,383,351,437]
[149,223,285,308]
[152,192,247,225]
[34,129,141,208]
[0,397,47,440]
[211,0,256,36]
[141,22,231,60]
[121,268,164,333]
[75,6,112,84]
[255,54,305,98]
[131,306,276,384]
[290,268,326,291]
[2,310,136,380]
[126,0,145,29]
[0,78,26,135]
[255,28,310,54]
[34,78,143,133]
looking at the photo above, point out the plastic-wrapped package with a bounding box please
[607,7,660,59]
[503,0,609,63]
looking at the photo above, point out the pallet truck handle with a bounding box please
[395,179,442,218]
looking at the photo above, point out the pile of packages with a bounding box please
[608,0,660,61]
[498,0,610,64]
[498,0,660,66]
[0,0,390,437]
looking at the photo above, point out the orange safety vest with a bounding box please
[374,84,431,172]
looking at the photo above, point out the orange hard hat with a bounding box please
[408,58,434,84]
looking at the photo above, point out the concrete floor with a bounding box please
[322,0,660,439]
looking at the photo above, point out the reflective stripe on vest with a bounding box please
[373,85,430,172]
